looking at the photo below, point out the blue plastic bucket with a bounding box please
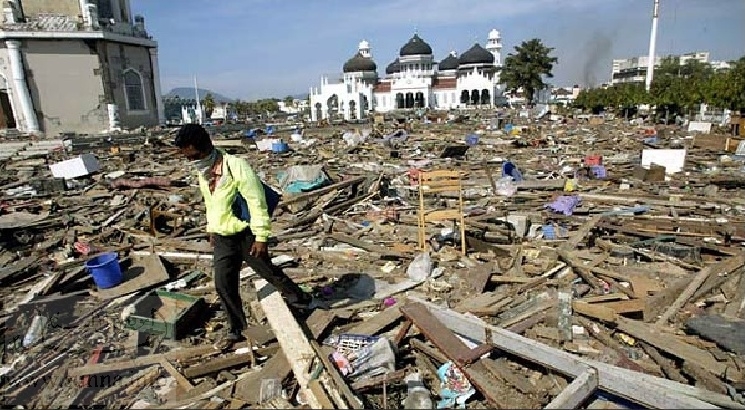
[85,252,123,289]
[271,141,289,153]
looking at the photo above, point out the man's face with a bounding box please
[179,145,208,161]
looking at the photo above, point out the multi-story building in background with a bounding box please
[0,0,164,136]
[610,51,731,85]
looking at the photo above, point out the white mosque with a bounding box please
[309,29,503,122]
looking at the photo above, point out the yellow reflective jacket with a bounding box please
[197,150,271,241]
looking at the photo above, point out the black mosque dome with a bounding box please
[438,54,459,71]
[343,52,377,73]
[399,34,433,56]
[385,58,401,74]
[458,43,494,65]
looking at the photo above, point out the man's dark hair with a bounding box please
[174,124,213,153]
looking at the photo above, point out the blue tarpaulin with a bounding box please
[501,161,523,181]
[277,165,330,194]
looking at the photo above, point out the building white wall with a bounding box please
[310,78,374,121]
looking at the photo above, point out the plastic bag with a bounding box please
[495,176,517,197]
[407,252,433,282]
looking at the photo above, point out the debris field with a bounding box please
[2,113,745,409]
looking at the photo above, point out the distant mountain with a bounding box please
[164,88,235,103]
[291,93,309,100]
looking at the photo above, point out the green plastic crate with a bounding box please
[125,290,205,340]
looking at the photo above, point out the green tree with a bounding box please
[202,93,216,118]
[256,99,279,114]
[720,57,745,110]
[283,95,294,108]
[501,38,558,106]
[573,54,745,115]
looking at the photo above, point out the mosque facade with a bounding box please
[309,29,503,122]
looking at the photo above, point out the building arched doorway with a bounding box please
[327,94,339,120]
[361,95,370,113]
[415,92,425,108]
[349,100,357,120]
[0,75,16,129]
[481,89,491,105]
[405,93,414,109]
[396,93,404,109]
[314,102,322,121]
[470,90,480,105]
[460,90,470,104]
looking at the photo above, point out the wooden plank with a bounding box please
[310,340,364,409]
[234,306,337,403]
[561,215,602,252]
[545,367,599,409]
[640,342,687,383]
[305,309,337,341]
[497,299,556,328]
[182,353,252,379]
[574,301,734,380]
[407,296,726,409]
[234,353,291,403]
[656,254,745,325]
[327,233,405,258]
[573,301,618,323]
[724,273,745,318]
[482,358,535,394]
[600,299,645,314]
[345,305,403,335]
[350,368,408,391]
[644,277,689,322]
[307,379,335,409]
[400,303,505,407]
[253,276,328,409]
[67,345,218,377]
[160,359,193,391]
[579,293,628,303]
[682,361,728,395]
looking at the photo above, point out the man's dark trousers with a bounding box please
[213,228,306,336]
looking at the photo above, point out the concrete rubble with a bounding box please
[2,114,745,409]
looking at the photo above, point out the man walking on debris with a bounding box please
[174,124,314,350]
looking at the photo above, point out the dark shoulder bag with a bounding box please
[225,158,281,222]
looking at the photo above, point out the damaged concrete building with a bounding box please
[0,0,165,136]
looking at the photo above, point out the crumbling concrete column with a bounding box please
[6,40,38,133]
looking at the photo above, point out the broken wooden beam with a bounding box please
[407,296,728,409]
[655,254,745,326]
[252,272,344,409]
[544,367,598,409]
[400,302,502,407]
[182,353,252,379]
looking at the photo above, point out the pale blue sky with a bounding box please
[131,0,745,100]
